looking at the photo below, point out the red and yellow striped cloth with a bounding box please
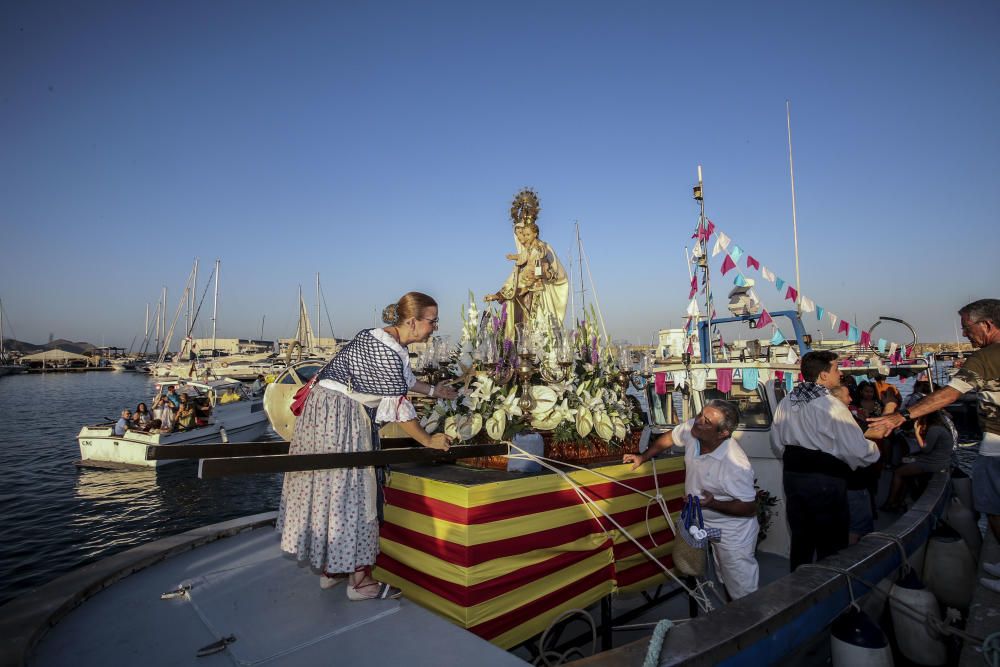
[374,458,686,649]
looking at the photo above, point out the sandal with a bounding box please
[320,573,347,590]
[346,578,402,601]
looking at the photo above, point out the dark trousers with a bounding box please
[784,471,849,572]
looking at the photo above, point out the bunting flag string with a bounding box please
[704,222,910,357]
[688,275,698,299]
[770,329,786,346]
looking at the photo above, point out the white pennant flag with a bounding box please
[888,342,898,358]
[786,347,798,365]
[717,232,731,250]
[711,236,723,257]
[828,312,838,329]
[686,298,701,317]
[761,266,776,283]
[800,296,815,313]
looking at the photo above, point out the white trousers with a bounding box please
[712,539,760,600]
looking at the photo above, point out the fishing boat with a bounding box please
[76,378,269,469]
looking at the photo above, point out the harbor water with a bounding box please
[0,371,282,606]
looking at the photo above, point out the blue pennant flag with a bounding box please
[776,277,786,291]
[878,338,887,353]
[848,325,861,343]
[785,373,794,392]
[770,329,786,346]
[817,306,825,321]
[729,245,744,263]
[734,273,748,287]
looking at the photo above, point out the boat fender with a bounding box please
[830,606,893,667]
[942,496,982,559]
[889,570,947,666]
[220,427,228,444]
[924,522,976,610]
[950,469,973,513]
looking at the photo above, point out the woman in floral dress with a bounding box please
[277,292,456,600]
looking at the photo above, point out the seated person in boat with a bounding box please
[872,372,901,412]
[152,394,175,431]
[193,397,211,427]
[165,385,181,409]
[175,394,197,431]
[882,411,954,512]
[114,409,132,436]
[133,402,153,431]
[623,400,760,600]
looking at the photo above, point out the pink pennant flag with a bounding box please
[654,372,667,395]
[860,330,871,347]
[904,344,914,358]
[705,219,715,237]
[756,309,773,328]
[721,254,736,275]
[785,285,798,302]
[746,255,760,271]
[776,370,785,381]
[686,341,694,355]
[838,319,850,335]
[688,275,698,299]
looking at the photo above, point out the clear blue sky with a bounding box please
[2,1,997,348]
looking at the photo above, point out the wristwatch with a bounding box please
[897,408,911,421]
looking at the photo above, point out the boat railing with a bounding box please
[575,470,950,667]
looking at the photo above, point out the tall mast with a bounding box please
[695,165,713,362]
[211,259,220,357]
[575,222,585,318]
[316,272,321,348]
[0,299,5,362]
[190,258,199,335]
[161,286,167,355]
[786,100,802,316]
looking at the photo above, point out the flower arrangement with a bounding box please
[417,292,642,447]
[754,480,780,546]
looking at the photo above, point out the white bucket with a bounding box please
[831,606,894,667]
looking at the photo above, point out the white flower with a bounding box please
[485,410,507,440]
[455,413,483,441]
[576,406,594,438]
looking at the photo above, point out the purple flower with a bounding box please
[500,302,508,329]
[503,338,513,359]
[492,315,500,332]
[591,336,599,365]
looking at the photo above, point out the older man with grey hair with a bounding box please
[624,399,759,599]
[870,298,1000,591]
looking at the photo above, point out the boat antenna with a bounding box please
[694,164,713,362]
[786,100,802,316]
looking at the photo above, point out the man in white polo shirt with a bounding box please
[624,400,759,599]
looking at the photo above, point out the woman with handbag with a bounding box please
[277,292,457,600]
[624,400,760,599]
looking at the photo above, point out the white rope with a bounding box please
[505,442,713,613]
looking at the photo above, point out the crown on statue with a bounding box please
[510,188,540,228]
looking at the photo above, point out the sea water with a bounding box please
[0,371,281,605]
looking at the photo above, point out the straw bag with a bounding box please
[671,495,720,577]
[290,376,318,416]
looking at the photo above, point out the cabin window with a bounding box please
[644,385,686,426]
[701,384,772,429]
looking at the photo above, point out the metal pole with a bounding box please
[316,272,321,350]
[576,222,586,317]
[211,259,220,359]
[786,100,802,316]
[698,165,713,363]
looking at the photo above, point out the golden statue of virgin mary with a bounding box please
[485,189,569,338]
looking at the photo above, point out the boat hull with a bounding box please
[78,409,268,468]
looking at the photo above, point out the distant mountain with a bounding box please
[2,338,97,354]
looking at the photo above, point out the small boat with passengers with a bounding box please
[76,378,269,469]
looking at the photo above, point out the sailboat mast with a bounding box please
[211,259,220,358]
[161,287,167,355]
[191,258,199,335]
[576,222,585,317]
[0,299,5,362]
[316,272,321,348]
[786,100,802,316]
[695,165,713,363]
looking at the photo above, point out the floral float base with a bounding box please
[460,428,643,471]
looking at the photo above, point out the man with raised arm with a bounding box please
[624,400,759,599]
[772,350,881,571]
[869,299,1000,591]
